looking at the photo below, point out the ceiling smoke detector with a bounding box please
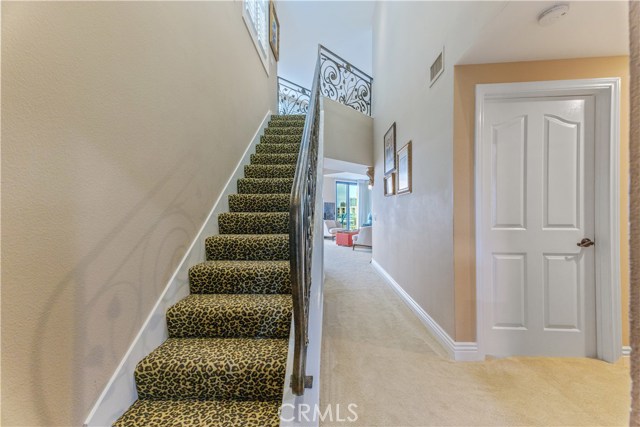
[537,4,570,27]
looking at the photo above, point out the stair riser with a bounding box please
[167,299,292,338]
[250,153,298,165]
[218,213,289,234]
[114,400,281,427]
[270,114,305,121]
[206,235,289,261]
[260,135,302,144]
[268,120,306,128]
[264,127,304,135]
[189,262,291,294]
[256,143,301,154]
[228,194,290,213]
[237,179,293,194]
[244,165,296,179]
[134,339,287,401]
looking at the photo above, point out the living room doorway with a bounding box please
[336,181,359,230]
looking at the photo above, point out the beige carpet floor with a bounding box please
[320,241,630,426]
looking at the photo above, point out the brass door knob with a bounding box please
[577,238,595,248]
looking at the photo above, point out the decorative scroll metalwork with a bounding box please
[289,49,322,396]
[319,45,372,116]
[278,77,311,115]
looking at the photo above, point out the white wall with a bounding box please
[278,1,374,88]
[323,177,337,205]
[2,2,277,425]
[323,98,374,167]
[371,1,505,338]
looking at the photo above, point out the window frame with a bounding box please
[242,0,270,75]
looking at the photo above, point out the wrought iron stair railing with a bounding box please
[278,77,311,115]
[288,47,321,396]
[288,44,372,396]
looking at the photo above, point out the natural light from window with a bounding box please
[243,0,269,74]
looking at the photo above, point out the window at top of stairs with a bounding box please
[243,0,270,75]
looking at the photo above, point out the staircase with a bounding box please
[114,114,305,427]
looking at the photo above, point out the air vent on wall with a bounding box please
[429,48,444,87]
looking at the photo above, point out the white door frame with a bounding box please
[475,78,621,362]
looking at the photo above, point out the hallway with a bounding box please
[320,241,630,426]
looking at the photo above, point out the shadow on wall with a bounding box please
[30,149,206,424]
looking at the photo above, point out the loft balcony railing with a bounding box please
[278,44,373,118]
[318,45,372,116]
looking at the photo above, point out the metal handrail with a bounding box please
[288,44,373,395]
[289,46,322,396]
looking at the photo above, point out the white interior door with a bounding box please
[480,95,596,357]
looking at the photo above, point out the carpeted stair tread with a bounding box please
[268,119,306,128]
[260,134,302,144]
[264,127,304,135]
[189,260,291,294]
[113,399,281,427]
[244,164,296,178]
[256,142,301,154]
[134,338,288,401]
[250,153,298,165]
[218,212,289,234]
[270,114,305,121]
[167,294,292,338]
[228,194,290,213]
[238,178,293,194]
[206,234,289,261]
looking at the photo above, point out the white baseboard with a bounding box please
[84,111,272,427]
[371,259,481,362]
[622,346,632,356]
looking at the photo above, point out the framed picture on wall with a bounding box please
[383,122,396,175]
[323,202,336,220]
[269,0,280,61]
[384,173,395,197]
[397,141,412,195]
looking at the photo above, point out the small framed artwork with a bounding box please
[384,173,395,197]
[396,141,412,195]
[383,122,396,175]
[323,202,336,220]
[269,0,280,61]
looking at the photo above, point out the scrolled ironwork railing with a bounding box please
[289,48,322,396]
[278,77,311,115]
[319,45,372,116]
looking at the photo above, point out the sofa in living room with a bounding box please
[352,226,372,250]
[323,220,345,239]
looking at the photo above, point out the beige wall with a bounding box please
[453,56,630,343]
[1,2,277,425]
[323,98,373,167]
[371,1,507,338]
